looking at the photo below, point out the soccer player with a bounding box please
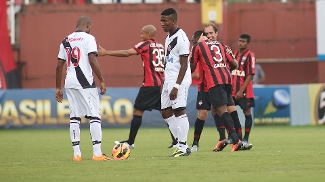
[232,34,255,149]
[190,30,242,152]
[55,16,110,161]
[97,25,177,149]
[191,23,242,152]
[160,8,192,157]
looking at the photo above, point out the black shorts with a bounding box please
[233,97,255,110]
[134,86,161,111]
[196,91,211,110]
[208,84,234,108]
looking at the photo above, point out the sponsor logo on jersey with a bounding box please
[232,70,246,76]
[66,37,84,42]
[214,63,227,68]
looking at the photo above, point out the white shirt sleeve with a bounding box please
[87,35,98,54]
[177,32,190,56]
[57,43,66,60]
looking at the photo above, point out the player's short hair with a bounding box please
[240,34,251,43]
[203,22,218,33]
[192,30,207,44]
[161,8,177,20]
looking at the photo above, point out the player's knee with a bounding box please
[243,108,251,115]
[197,110,208,120]
[133,108,144,116]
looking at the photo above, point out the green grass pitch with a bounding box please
[0,126,324,182]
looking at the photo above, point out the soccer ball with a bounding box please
[112,143,131,160]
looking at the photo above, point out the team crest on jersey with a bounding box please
[167,45,172,51]
[242,56,247,61]
[198,100,203,106]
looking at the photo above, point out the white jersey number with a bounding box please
[152,48,165,67]
[211,45,223,63]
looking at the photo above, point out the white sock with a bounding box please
[90,119,102,156]
[164,115,178,141]
[176,114,189,152]
[70,120,81,157]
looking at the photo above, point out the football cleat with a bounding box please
[213,139,228,152]
[92,154,112,161]
[232,141,243,152]
[170,148,191,157]
[191,145,198,152]
[240,141,253,150]
[73,155,82,162]
[114,140,135,149]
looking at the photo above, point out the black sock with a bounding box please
[167,123,177,145]
[213,114,226,141]
[230,111,242,141]
[221,112,239,144]
[193,118,205,144]
[128,115,142,144]
[243,115,253,141]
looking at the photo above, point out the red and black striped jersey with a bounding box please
[133,39,165,87]
[190,39,232,90]
[189,46,208,92]
[231,50,255,98]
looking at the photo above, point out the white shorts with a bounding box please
[65,88,101,119]
[161,82,190,110]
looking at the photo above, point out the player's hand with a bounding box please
[169,88,178,100]
[97,45,107,56]
[235,90,244,100]
[225,46,235,58]
[55,89,63,103]
[99,81,106,95]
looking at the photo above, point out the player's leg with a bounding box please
[191,91,210,152]
[117,109,144,148]
[170,83,191,157]
[191,109,208,151]
[119,86,161,148]
[243,108,253,142]
[66,88,82,161]
[237,97,254,150]
[83,88,110,160]
[210,85,242,152]
[228,105,243,141]
[167,123,178,148]
[211,109,227,143]
[161,83,178,147]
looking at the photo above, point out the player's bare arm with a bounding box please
[190,63,197,73]
[55,59,65,103]
[235,74,253,100]
[225,45,238,71]
[89,53,106,95]
[190,46,197,73]
[98,45,137,57]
